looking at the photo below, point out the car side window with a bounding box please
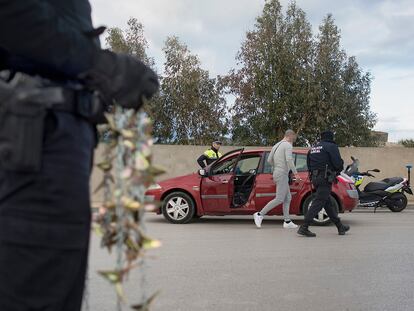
[262,152,272,174]
[235,155,261,175]
[295,153,308,172]
[211,157,237,175]
[262,152,308,173]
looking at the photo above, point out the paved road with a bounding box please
[87,209,414,311]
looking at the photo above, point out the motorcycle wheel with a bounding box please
[386,193,407,212]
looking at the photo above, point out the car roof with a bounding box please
[240,147,309,154]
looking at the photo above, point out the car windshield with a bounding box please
[211,157,238,175]
[235,155,261,175]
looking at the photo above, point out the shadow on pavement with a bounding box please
[145,215,361,226]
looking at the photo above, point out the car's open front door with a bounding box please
[200,149,244,214]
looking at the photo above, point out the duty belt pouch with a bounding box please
[326,170,336,183]
[0,100,46,172]
[0,72,66,172]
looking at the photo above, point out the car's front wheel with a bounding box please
[302,194,339,226]
[162,192,196,224]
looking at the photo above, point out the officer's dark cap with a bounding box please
[321,130,334,141]
[213,140,222,145]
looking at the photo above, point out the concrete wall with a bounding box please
[91,145,414,203]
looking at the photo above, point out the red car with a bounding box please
[145,148,358,225]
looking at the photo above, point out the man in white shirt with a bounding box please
[253,130,301,228]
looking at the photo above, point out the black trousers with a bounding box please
[0,242,88,311]
[304,174,340,226]
[0,111,95,311]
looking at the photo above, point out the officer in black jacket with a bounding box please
[297,131,350,237]
[0,1,158,310]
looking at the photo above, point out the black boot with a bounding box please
[336,222,350,235]
[297,224,316,237]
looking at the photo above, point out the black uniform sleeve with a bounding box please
[327,144,344,172]
[306,149,311,172]
[197,154,207,168]
[0,0,96,77]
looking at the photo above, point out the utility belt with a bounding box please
[50,87,102,119]
[310,166,337,183]
[0,71,103,173]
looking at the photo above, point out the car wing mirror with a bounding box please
[249,169,257,175]
[198,169,208,177]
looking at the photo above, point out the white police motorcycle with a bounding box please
[345,157,412,212]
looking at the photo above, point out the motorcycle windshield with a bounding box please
[345,159,360,176]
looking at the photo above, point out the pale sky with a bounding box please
[90,0,414,142]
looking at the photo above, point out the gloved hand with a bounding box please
[79,50,159,110]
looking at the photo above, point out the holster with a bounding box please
[311,169,336,183]
[325,168,338,183]
[326,171,337,183]
[0,95,46,172]
[0,72,88,172]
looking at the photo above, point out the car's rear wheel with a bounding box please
[162,192,196,224]
[302,194,339,226]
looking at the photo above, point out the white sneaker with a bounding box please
[283,221,298,229]
[254,212,263,228]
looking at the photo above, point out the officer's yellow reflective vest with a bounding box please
[197,148,222,168]
[203,149,222,160]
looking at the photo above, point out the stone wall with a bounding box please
[91,145,414,203]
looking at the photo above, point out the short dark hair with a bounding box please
[321,131,334,141]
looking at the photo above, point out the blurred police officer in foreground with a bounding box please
[297,131,350,237]
[197,140,222,168]
[0,1,158,310]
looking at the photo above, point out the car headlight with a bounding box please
[147,183,162,190]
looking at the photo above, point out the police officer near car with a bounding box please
[297,130,350,237]
[0,1,159,310]
[197,140,222,168]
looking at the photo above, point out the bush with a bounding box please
[399,139,414,148]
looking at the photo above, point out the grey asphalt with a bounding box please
[87,208,414,311]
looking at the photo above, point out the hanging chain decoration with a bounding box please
[94,104,164,310]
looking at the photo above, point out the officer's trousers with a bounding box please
[0,111,95,311]
[304,174,340,226]
[0,242,88,311]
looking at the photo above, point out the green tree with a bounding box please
[226,0,320,145]
[105,18,169,141]
[281,2,317,141]
[337,56,377,146]
[399,139,414,148]
[106,17,154,65]
[311,15,377,146]
[226,0,376,147]
[225,0,287,145]
[159,36,228,144]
